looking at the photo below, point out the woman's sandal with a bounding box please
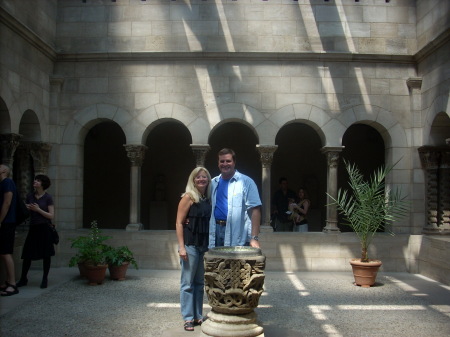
[184,321,194,331]
[194,317,206,326]
[0,281,11,291]
[0,284,19,296]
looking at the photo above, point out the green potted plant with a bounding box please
[106,245,139,281]
[328,160,409,287]
[68,220,111,285]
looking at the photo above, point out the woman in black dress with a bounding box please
[17,174,55,289]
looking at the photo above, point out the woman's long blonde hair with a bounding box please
[182,167,212,203]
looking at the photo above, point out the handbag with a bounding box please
[49,224,59,245]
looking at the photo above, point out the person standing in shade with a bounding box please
[289,187,310,232]
[208,148,262,249]
[0,164,19,296]
[271,177,297,232]
[17,174,55,289]
[176,167,212,332]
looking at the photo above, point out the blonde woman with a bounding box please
[176,167,211,332]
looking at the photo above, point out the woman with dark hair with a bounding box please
[17,174,55,289]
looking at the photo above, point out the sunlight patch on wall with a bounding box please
[354,67,372,109]
[335,0,357,53]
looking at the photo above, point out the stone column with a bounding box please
[418,146,450,234]
[190,144,210,167]
[29,142,52,175]
[0,133,22,171]
[256,144,277,233]
[321,147,343,233]
[124,144,147,231]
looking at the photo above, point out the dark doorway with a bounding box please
[83,121,129,229]
[142,121,194,230]
[339,124,385,232]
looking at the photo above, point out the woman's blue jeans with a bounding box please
[180,245,207,321]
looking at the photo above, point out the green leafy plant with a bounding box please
[68,220,112,267]
[105,245,138,269]
[328,160,409,262]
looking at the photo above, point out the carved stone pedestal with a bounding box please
[201,246,266,337]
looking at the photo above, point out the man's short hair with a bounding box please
[218,148,236,161]
[279,177,288,184]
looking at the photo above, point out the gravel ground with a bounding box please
[1,270,449,337]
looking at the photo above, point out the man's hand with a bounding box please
[250,239,260,248]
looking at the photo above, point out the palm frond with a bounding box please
[327,159,409,262]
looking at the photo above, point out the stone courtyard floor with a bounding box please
[0,268,449,337]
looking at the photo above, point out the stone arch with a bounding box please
[59,104,132,229]
[62,103,131,145]
[138,103,197,144]
[270,104,341,147]
[10,93,47,140]
[208,103,265,144]
[19,109,41,142]
[0,80,17,133]
[422,94,449,146]
[0,97,11,134]
[338,104,407,149]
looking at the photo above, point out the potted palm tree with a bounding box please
[68,220,111,285]
[105,245,139,281]
[328,160,409,287]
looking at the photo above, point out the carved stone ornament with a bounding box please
[202,247,266,337]
[256,145,277,168]
[123,144,147,166]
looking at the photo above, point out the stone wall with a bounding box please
[416,0,449,51]
[25,229,447,285]
[55,0,417,55]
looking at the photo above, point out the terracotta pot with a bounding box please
[109,262,130,281]
[350,259,382,288]
[84,264,108,285]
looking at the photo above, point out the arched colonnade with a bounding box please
[58,102,407,232]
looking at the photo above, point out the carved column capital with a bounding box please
[124,144,147,166]
[28,142,52,175]
[321,146,344,168]
[256,145,278,168]
[418,146,444,169]
[190,144,210,167]
[0,133,22,167]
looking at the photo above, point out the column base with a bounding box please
[260,224,273,233]
[201,311,264,337]
[126,223,143,231]
[323,225,341,233]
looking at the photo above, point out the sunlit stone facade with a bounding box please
[0,0,449,282]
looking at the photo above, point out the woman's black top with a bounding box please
[183,198,211,249]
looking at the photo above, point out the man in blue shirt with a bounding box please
[208,148,262,248]
[0,164,19,296]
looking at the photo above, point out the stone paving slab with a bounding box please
[0,268,449,337]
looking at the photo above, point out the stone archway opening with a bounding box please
[142,120,194,230]
[339,124,385,232]
[272,123,326,232]
[83,121,129,229]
